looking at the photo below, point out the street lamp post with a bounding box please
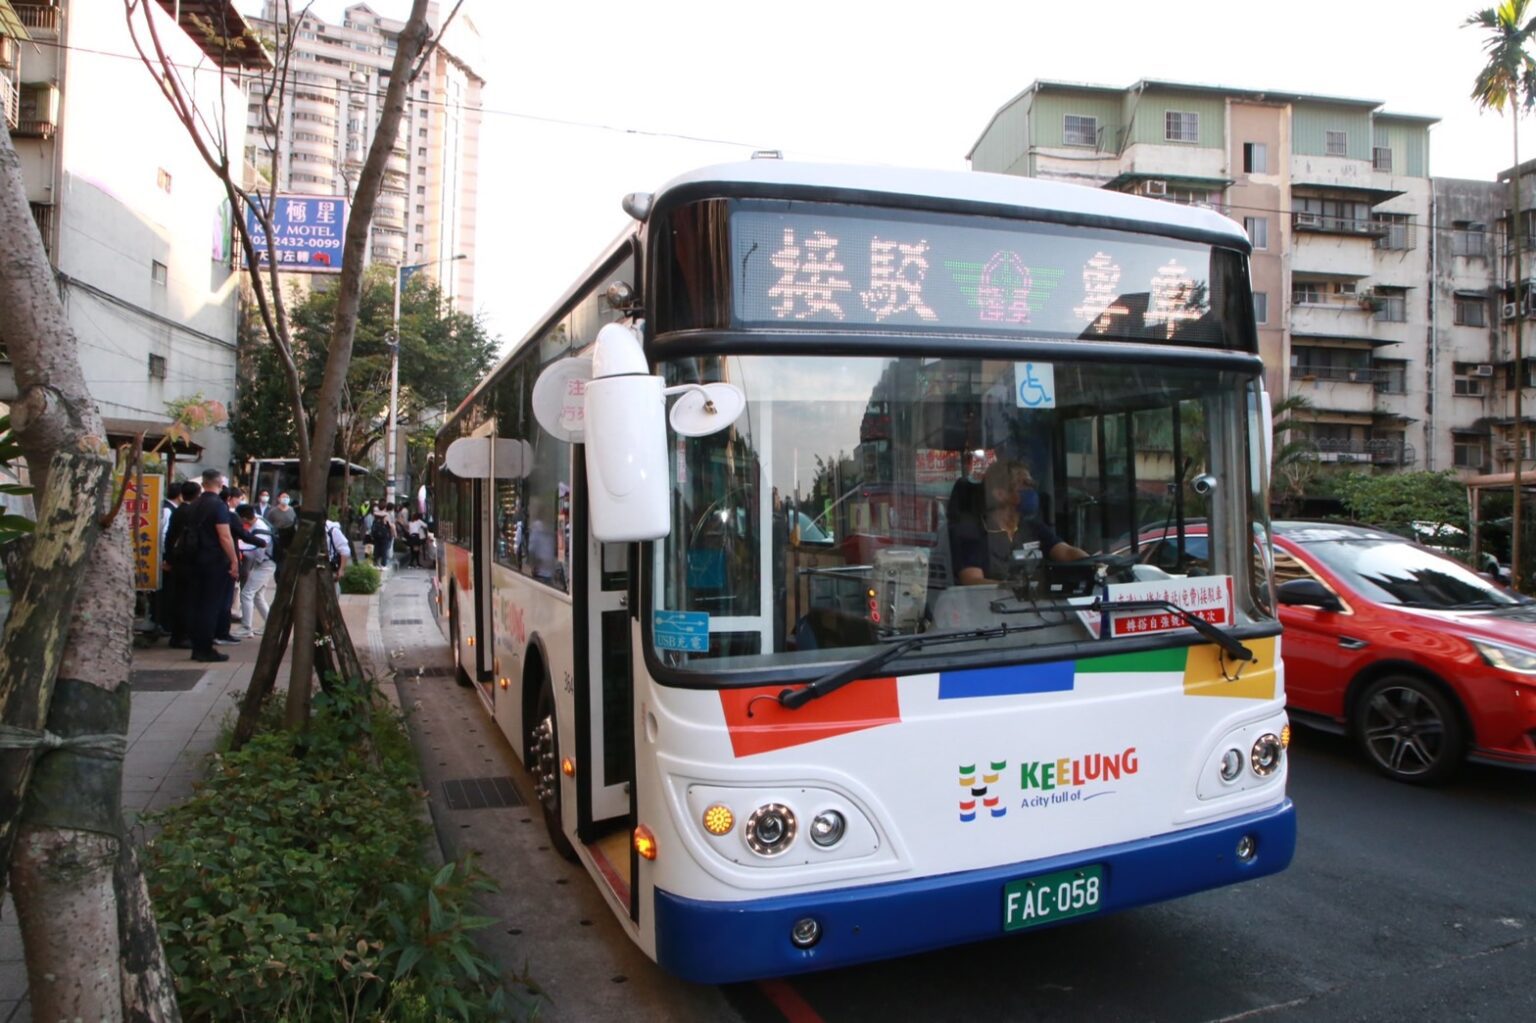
[387,253,466,507]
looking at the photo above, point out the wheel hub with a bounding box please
[531,715,558,806]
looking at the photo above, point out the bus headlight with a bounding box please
[1218,748,1244,782]
[809,809,846,848]
[1250,733,1283,776]
[745,803,797,856]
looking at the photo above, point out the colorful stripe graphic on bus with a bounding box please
[958,760,1008,822]
[938,660,1074,700]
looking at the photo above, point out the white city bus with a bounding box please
[433,160,1293,983]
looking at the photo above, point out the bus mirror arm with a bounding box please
[1097,599,1253,662]
[778,625,1011,710]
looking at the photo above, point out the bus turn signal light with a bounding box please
[702,804,735,835]
[561,757,575,777]
[1280,724,1291,749]
[634,825,658,860]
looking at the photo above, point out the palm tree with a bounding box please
[1269,393,1318,517]
[1468,0,1536,591]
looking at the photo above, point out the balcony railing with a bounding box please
[1303,437,1416,466]
[14,5,60,32]
[13,118,54,139]
[29,201,53,260]
[1292,365,1380,384]
[1292,213,1389,238]
[1,76,15,131]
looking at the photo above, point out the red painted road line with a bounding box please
[755,978,826,1023]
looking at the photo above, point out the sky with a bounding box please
[247,0,1536,350]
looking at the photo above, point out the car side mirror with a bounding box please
[1276,577,1342,612]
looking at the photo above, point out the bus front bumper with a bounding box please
[654,799,1295,984]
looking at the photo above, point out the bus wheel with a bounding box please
[1353,674,1464,785]
[449,590,472,688]
[529,676,577,861]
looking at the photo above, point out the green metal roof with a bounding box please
[0,1,31,41]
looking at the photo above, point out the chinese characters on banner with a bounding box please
[118,473,163,591]
[1102,576,1234,638]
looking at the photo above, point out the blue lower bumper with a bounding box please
[654,800,1295,984]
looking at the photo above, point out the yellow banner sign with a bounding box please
[119,473,164,591]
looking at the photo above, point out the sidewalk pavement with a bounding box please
[0,576,386,1023]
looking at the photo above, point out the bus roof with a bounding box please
[652,160,1249,246]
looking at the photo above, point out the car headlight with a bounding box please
[1471,638,1536,674]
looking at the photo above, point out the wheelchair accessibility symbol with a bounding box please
[1015,362,1056,409]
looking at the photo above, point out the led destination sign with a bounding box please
[732,205,1232,345]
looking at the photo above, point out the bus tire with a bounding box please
[449,589,473,688]
[530,674,577,861]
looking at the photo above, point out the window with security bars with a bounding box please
[1453,441,1485,468]
[1372,289,1407,322]
[1063,115,1097,147]
[1372,146,1392,172]
[1326,130,1348,156]
[1372,213,1412,250]
[1452,221,1486,257]
[1454,295,1487,327]
[1164,111,1199,143]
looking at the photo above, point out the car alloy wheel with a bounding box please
[1355,675,1464,785]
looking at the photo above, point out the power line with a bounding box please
[27,34,764,150]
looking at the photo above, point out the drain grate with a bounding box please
[389,618,423,625]
[129,669,204,692]
[397,665,455,678]
[442,776,525,810]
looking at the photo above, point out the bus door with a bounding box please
[573,448,633,837]
[470,420,496,687]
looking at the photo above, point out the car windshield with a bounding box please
[1298,538,1521,608]
[654,354,1273,675]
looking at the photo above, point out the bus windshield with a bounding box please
[654,354,1272,674]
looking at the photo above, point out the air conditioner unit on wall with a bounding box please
[1475,364,1496,377]
[1145,179,1167,197]
[1505,302,1520,320]
[1296,212,1322,227]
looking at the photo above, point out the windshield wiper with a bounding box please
[778,624,1015,710]
[1091,599,1255,663]
[780,598,1255,711]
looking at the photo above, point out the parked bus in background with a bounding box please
[433,160,1292,983]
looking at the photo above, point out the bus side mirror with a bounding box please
[533,323,744,544]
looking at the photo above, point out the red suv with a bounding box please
[1271,521,1536,784]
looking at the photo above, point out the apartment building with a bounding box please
[247,2,483,313]
[969,80,1443,478]
[0,0,263,470]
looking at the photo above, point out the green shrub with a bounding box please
[339,561,382,594]
[145,679,528,1021]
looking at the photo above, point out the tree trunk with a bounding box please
[0,451,112,903]
[288,0,432,728]
[0,120,178,1017]
[233,515,321,750]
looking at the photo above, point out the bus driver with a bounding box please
[953,458,1087,585]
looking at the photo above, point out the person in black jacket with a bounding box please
[161,479,203,649]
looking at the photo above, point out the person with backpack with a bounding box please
[234,504,275,637]
[162,479,203,649]
[370,504,394,569]
[325,514,352,579]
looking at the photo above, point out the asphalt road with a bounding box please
[735,729,1535,1022]
[387,573,1535,1021]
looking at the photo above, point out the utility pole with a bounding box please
[387,252,466,506]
